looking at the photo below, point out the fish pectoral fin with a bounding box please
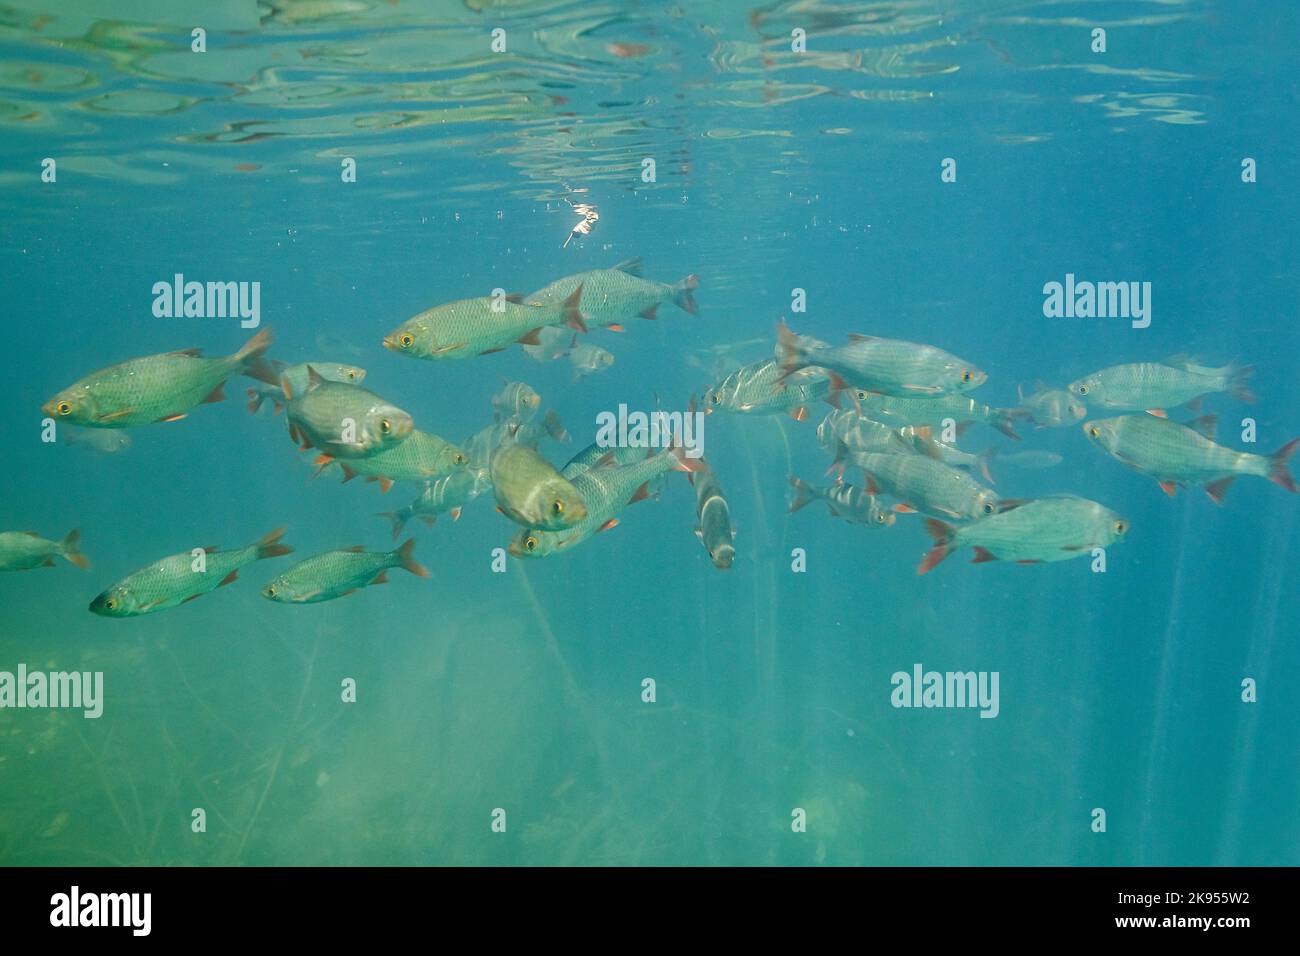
[432,343,467,355]
[96,408,137,422]
[1158,481,1181,497]
[370,571,389,585]
[1145,408,1168,418]
[607,324,625,332]
[201,384,226,405]
[892,503,917,514]
[42,557,56,567]
[597,519,619,533]
[156,413,187,423]
[902,384,941,394]
[218,570,238,587]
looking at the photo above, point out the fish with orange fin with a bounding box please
[1069,358,1254,414]
[383,289,585,360]
[776,321,986,399]
[89,528,291,617]
[284,366,413,458]
[789,476,894,528]
[43,328,276,428]
[0,529,89,572]
[702,357,834,419]
[510,445,703,558]
[262,540,429,604]
[832,442,1000,521]
[247,360,365,414]
[379,467,492,539]
[918,497,1128,574]
[526,258,699,331]
[312,429,468,490]
[1082,413,1299,503]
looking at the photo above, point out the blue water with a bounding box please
[0,0,1297,865]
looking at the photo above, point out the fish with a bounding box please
[284,366,413,458]
[527,258,699,331]
[521,326,577,363]
[817,409,913,456]
[492,381,541,421]
[490,439,589,529]
[465,409,568,471]
[704,358,834,420]
[383,289,585,360]
[918,497,1129,573]
[1082,414,1298,503]
[898,427,997,485]
[509,447,701,557]
[43,328,277,428]
[312,429,469,490]
[1069,358,1254,413]
[89,528,291,616]
[1014,382,1086,428]
[378,467,492,539]
[847,389,1020,440]
[776,321,986,398]
[836,444,1001,520]
[247,361,366,414]
[261,539,429,604]
[691,460,736,568]
[61,426,132,455]
[789,476,895,527]
[569,342,615,380]
[0,529,89,572]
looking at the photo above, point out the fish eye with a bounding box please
[982,502,995,515]
[524,536,538,552]
[1088,425,1100,438]
[346,370,357,380]
[856,390,868,401]
[1077,384,1089,395]
[266,585,277,597]
[105,597,116,610]
[875,512,885,524]
[1114,520,1128,535]
[454,453,466,465]
[400,333,413,349]
[379,418,392,434]
[56,401,72,415]
[961,370,973,383]
[710,393,721,405]
[551,499,564,515]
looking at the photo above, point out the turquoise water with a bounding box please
[1,0,1297,866]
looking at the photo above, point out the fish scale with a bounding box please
[706,359,832,417]
[528,258,697,328]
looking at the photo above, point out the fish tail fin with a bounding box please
[917,519,955,575]
[562,283,587,332]
[61,528,90,569]
[673,274,700,315]
[788,475,816,513]
[993,410,1021,440]
[255,526,293,560]
[775,319,803,372]
[378,510,411,541]
[395,538,431,578]
[1230,363,1256,404]
[246,387,265,414]
[235,328,278,385]
[1268,438,1300,492]
[976,447,997,486]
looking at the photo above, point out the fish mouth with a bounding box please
[382,335,400,352]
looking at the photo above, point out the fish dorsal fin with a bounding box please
[306,365,325,391]
[1034,379,1048,392]
[344,545,365,553]
[170,347,203,358]
[847,333,875,343]
[1165,352,1194,368]
[1187,414,1218,439]
[505,293,525,304]
[612,257,643,276]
